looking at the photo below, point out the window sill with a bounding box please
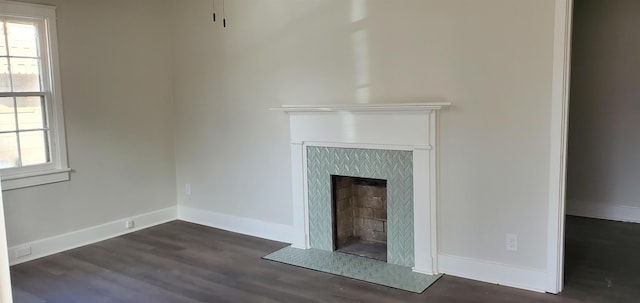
[1,168,71,191]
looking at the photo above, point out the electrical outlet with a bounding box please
[125,220,135,229]
[185,183,192,196]
[15,245,32,259]
[506,233,518,251]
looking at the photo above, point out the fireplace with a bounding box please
[274,102,450,275]
[332,175,387,261]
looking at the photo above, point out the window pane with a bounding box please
[0,22,7,57]
[0,132,19,168]
[10,57,41,92]
[19,130,48,166]
[0,97,16,131]
[0,58,10,92]
[6,21,39,58]
[16,96,45,130]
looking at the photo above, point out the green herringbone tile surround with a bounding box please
[263,147,439,292]
[306,146,414,267]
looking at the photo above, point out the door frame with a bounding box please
[546,0,573,294]
[0,182,13,302]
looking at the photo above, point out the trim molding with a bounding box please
[547,0,573,294]
[1,169,70,191]
[8,206,177,265]
[567,200,640,223]
[438,254,546,293]
[0,181,12,301]
[177,206,293,244]
[270,102,451,113]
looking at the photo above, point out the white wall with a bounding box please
[566,0,640,222]
[2,0,177,246]
[173,0,555,273]
[0,0,560,290]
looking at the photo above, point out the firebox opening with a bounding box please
[332,175,387,262]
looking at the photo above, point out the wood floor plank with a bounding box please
[10,220,591,303]
[563,215,640,303]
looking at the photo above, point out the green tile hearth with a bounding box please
[263,247,442,294]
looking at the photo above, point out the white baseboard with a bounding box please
[9,206,177,265]
[438,254,546,293]
[566,200,640,223]
[177,205,293,244]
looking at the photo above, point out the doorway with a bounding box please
[562,0,640,301]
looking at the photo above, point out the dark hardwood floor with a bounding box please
[563,215,640,302]
[9,220,589,303]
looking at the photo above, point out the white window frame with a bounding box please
[0,1,69,191]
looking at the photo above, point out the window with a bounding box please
[0,1,68,190]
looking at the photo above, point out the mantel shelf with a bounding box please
[271,102,451,113]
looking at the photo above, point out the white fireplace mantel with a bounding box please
[275,102,450,275]
[272,102,451,113]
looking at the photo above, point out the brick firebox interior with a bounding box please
[332,175,388,262]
